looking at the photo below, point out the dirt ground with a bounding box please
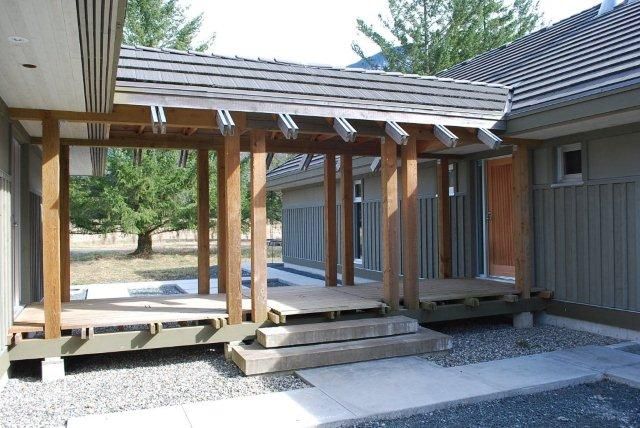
[71,240,282,285]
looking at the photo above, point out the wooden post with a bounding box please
[401,136,419,309]
[340,155,354,286]
[224,133,242,324]
[197,149,210,295]
[324,154,337,286]
[60,144,70,303]
[250,130,268,322]
[513,145,533,299]
[42,118,62,339]
[380,138,400,310]
[437,158,452,279]
[216,150,227,294]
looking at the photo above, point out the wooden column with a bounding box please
[42,118,62,339]
[197,149,210,295]
[437,158,452,279]
[324,154,337,286]
[340,155,354,286]
[381,138,400,310]
[250,130,268,322]
[60,144,71,303]
[224,133,242,324]
[216,150,227,294]
[513,145,533,299]
[401,136,419,309]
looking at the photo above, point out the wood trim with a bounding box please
[250,130,268,322]
[224,134,243,324]
[42,118,62,339]
[216,150,227,294]
[324,154,337,286]
[380,138,400,310]
[512,145,534,298]
[437,158,452,279]
[340,155,355,286]
[401,136,419,309]
[59,144,70,303]
[197,149,210,295]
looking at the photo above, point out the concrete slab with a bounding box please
[546,345,640,371]
[67,405,190,428]
[298,356,501,418]
[41,357,65,382]
[183,388,354,427]
[449,353,600,394]
[605,363,640,388]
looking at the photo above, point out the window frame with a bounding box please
[353,179,364,265]
[556,143,583,184]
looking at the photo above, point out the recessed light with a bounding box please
[22,63,37,69]
[8,36,29,44]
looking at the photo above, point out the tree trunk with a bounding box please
[132,232,153,256]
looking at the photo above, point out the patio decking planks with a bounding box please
[12,294,251,333]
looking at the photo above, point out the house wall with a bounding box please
[281,159,475,280]
[0,99,13,371]
[533,126,640,312]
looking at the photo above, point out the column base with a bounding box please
[513,312,534,329]
[41,357,65,382]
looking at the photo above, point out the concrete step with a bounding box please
[232,327,451,375]
[256,316,419,348]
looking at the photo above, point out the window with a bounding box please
[557,143,582,183]
[353,180,364,264]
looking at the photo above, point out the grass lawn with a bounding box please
[71,241,282,285]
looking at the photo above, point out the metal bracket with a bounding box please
[477,128,502,149]
[150,106,167,134]
[277,113,299,139]
[370,157,381,172]
[434,125,458,148]
[385,121,409,145]
[299,154,314,171]
[216,110,236,136]
[333,117,357,142]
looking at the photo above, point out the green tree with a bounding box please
[353,0,542,75]
[124,0,214,51]
[70,150,197,255]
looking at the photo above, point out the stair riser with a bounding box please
[257,321,418,348]
[235,336,451,375]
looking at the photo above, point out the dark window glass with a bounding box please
[354,182,363,198]
[564,150,582,175]
[354,202,363,260]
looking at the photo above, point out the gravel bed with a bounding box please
[0,345,306,428]
[354,380,640,427]
[421,317,620,367]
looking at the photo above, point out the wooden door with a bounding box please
[486,157,515,277]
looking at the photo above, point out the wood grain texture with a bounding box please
[324,154,338,286]
[59,144,70,303]
[487,157,515,277]
[437,158,452,279]
[224,134,243,324]
[401,136,419,309]
[250,130,268,322]
[42,118,61,338]
[197,149,210,295]
[381,138,400,310]
[216,150,227,294]
[512,146,533,298]
[340,155,355,286]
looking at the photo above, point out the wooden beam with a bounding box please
[216,150,227,294]
[380,138,400,310]
[401,136,419,309]
[224,131,243,324]
[42,118,62,339]
[250,130,268,322]
[60,144,71,303]
[513,145,534,299]
[340,155,354,286]
[437,158,452,279]
[324,154,338,286]
[197,149,210,295]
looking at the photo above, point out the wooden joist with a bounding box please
[324,154,338,287]
[80,327,95,340]
[477,128,502,149]
[433,125,458,148]
[385,121,409,145]
[333,117,357,142]
[277,113,299,139]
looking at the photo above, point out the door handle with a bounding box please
[486,211,493,222]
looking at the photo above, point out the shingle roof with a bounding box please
[438,1,640,114]
[116,46,511,129]
[267,154,327,180]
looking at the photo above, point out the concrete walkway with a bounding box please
[67,343,640,428]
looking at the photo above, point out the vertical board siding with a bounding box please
[282,206,324,262]
[534,181,639,311]
[363,201,382,271]
[419,197,439,278]
[0,173,11,348]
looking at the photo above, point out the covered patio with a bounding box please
[7,45,546,361]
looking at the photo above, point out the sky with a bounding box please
[186,0,602,67]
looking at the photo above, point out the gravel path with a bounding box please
[421,317,620,367]
[354,381,640,427]
[0,345,306,428]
